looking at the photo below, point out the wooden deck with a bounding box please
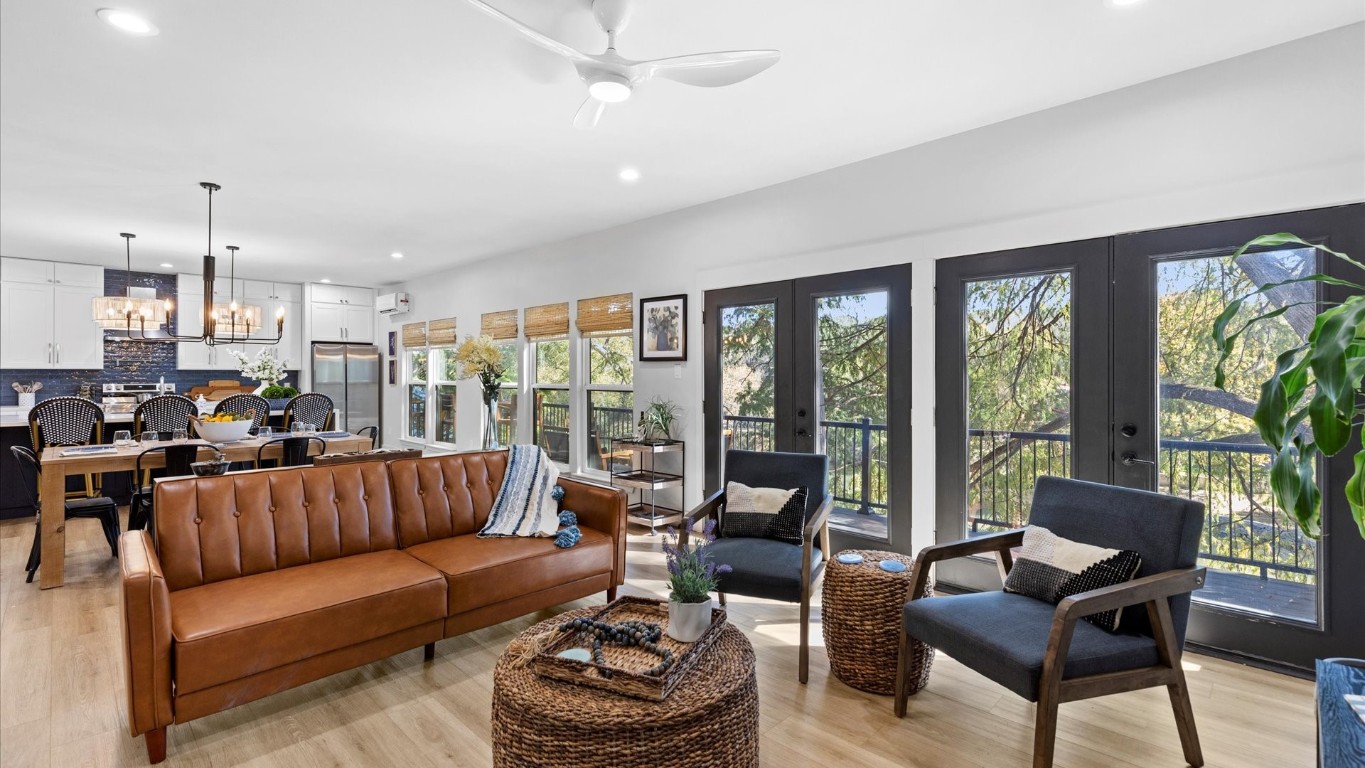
[1196,567,1317,624]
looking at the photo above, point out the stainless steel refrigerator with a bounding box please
[311,343,381,434]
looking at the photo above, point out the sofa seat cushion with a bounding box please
[404,528,613,616]
[902,590,1160,702]
[169,549,446,694]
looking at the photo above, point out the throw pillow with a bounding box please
[1002,525,1143,632]
[721,481,807,545]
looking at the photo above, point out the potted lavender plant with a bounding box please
[661,519,730,642]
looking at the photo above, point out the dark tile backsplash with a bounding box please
[1,268,297,407]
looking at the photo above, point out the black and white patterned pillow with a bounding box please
[1003,525,1142,632]
[721,482,807,545]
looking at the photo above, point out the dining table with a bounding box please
[37,432,372,589]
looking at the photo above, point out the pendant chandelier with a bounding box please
[91,232,169,331]
[209,245,264,338]
[101,181,283,346]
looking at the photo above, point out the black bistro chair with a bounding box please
[128,444,204,533]
[132,394,197,436]
[214,393,270,431]
[355,425,378,449]
[895,476,1207,768]
[27,396,106,498]
[680,449,833,683]
[10,446,119,583]
[257,436,328,468]
[282,393,335,432]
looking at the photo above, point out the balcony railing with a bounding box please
[968,428,1315,584]
[534,401,635,465]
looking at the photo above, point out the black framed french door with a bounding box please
[934,238,1112,592]
[1113,205,1364,669]
[704,265,913,552]
[937,204,1364,669]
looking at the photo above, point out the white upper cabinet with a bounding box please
[309,283,374,342]
[178,273,245,301]
[311,283,372,306]
[0,258,104,369]
[243,280,302,302]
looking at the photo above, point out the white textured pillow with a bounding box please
[722,481,806,545]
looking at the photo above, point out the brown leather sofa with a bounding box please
[119,450,626,763]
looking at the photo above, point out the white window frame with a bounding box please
[580,330,635,478]
[493,338,523,447]
[403,347,429,444]
[532,335,572,468]
[430,345,458,448]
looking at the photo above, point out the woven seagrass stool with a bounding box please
[492,606,759,768]
[822,549,934,695]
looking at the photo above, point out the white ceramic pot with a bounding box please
[17,393,35,409]
[667,597,713,643]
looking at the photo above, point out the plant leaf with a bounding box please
[1346,448,1365,540]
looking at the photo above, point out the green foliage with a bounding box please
[260,385,298,399]
[638,397,680,441]
[589,334,633,385]
[1213,233,1365,540]
[535,339,570,384]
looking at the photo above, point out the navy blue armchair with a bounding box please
[896,476,1207,768]
[682,450,833,683]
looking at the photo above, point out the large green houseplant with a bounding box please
[1213,233,1365,540]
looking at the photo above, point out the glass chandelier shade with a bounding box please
[92,233,169,331]
[210,301,263,337]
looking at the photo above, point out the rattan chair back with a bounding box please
[133,395,197,436]
[27,396,104,450]
[282,393,334,431]
[214,393,270,430]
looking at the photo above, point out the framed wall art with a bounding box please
[639,294,687,361]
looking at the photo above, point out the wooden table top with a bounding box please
[40,433,372,472]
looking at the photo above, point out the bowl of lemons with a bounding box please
[192,412,255,443]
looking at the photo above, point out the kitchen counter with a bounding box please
[0,405,287,429]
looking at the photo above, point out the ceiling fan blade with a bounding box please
[573,97,607,129]
[638,50,781,87]
[463,0,590,62]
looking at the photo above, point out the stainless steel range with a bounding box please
[101,382,176,414]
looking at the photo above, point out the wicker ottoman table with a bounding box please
[821,549,934,695]
[491,607,759,768]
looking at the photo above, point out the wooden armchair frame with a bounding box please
[895,530,1207,768]
[682,487,833,683]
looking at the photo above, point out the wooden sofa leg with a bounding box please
[424,642,436,661]
[717,591,726,607]
[798,596,810,684]
[145,727,167,764]
[607,586,617,602]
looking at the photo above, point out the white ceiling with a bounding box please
[2,0,1361,286]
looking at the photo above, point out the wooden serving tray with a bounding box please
[532,596,727,701]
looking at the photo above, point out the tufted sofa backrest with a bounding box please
[387,451,510,547]
[153,462,399,591]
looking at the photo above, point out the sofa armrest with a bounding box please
[119,531,174,737]
[560,477,628,587]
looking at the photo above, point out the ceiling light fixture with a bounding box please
[159,262,173,268]
[618,167,641,183]
[209,245,265,339]
[320,278,332,283]
[1109,0,1145,6]
[588,75,632,103]
[96,8,159,36]
[92,233,167,331]
[391,252,404,259]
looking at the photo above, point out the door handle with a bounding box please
[47,342,52,363]
[1120,452,1156,467]
[796,428,810,438]
[54,344,60,364]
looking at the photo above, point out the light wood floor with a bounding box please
[0,512,1316,768]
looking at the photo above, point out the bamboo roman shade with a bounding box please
[480,309,519,341]
[524,302,570,341]
[576,293,634,336]
[428,317,457,346]
[401,321,427,348]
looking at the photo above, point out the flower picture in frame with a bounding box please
[639,294,687,361]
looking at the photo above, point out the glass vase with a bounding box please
[482,398,499,451]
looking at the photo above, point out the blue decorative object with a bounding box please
[559,510,577,527]
[836,552,864,565]
[555,525,581,548]
[556,647,592,662]
[878,559,907,573]
[551,484,566,502]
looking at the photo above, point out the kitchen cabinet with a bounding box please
[0,258,104,369]
[254,299,301,367]
[175,293,245,370]
[244,280,302,303]
[309,283,373,343]
[177,273,245,302]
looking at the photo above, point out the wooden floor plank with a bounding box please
[0,513,1316,767]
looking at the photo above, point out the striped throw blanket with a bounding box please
[478,445,562,538]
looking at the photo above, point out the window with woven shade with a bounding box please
[576,293,633,336]
[481,309,518,341]
[480,310,521,445]
[428,317,457,346]
[580,293,634,474]
[524,302,569,341]
[401,321,427,348]
[424,318,458,444]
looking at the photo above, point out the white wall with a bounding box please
[381,25,1365,555]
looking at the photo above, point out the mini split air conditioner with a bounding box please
[377,292,410,315]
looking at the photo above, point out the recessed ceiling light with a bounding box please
[391,252,404,259]
[320,278,332,283]
[618,167,641,183]
[1109,0,1145,6]
[96,8,159,36]
[159,262,173,268]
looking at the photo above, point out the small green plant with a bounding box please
[260,385,299,400]
[637,397,680,442]
[661,520,730,603]
[1213,233,1365,540]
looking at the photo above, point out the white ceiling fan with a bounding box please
[464,0,781,129]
